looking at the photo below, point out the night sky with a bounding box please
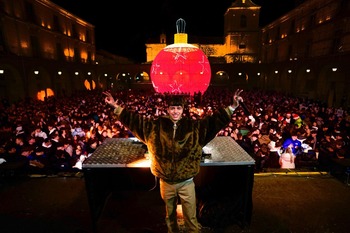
[50,0,298,62]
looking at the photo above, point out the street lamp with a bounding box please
[0,69,4,84]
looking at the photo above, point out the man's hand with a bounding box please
[103,91,118,108]
[232,89,243,108]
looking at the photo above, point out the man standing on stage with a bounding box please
[103,89,243,233]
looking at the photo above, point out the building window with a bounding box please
[289,19,295,35]
[53,15,60,32]
[72,24,78,39]
[30,36,41,58]
[74,47,80,62]
[309,14,316,28]
[288,45,293,59]
[239,44,246,49]
[56,43,65,61]
[86,30,91,43]
[240,15,247,28]
[305,39,312,58]
[332,29,342,54]
[25,1,36,24]
[275,27,280,40]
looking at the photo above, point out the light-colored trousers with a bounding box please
[160,178,200,233]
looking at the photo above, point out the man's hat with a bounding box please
[167,95,185,107]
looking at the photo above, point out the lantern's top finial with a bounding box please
[174,18,188,44]
[176,18,186,33]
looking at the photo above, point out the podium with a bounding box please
[83,137,255,231]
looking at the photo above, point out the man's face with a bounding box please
[15,138,22,144]
[168,106,184,122]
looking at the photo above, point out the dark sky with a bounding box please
[51,0,297,63]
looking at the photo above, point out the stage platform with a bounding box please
[82,136,255,232]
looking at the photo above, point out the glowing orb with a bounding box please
[150,43,211,96]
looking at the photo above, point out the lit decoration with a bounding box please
[150,18,211,96]
[84,79,96,90]
[36,88,54,101]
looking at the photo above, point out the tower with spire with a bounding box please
[224,0,261,63]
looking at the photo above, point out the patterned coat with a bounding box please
[114,107,232,183]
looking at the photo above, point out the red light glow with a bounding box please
[151,43,211,96]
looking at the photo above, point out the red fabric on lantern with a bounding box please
[151,43,211,96]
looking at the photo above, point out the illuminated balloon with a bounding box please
[150,19,211,96]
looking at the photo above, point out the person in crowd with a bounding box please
[103,89,244,233]
[1,87,349,178]
[62,139,74,158]
[301,129,318,162]
[258,128,271,146]
[28,146,51,175]
[0,142,29,176]
[14,135,27,155]
[72,144,87,170]
[235,131,254,156]
[249,133,261,150]
[14,123,26,137]
[20,145,35,162]
[31,125,48,140]
[331,139,348,159]
[292,114,304,128]
[47,121,58,137]
[282,130,302,156]
[99,129,109,142]
[85,137,99,156]
[268,134,283,168]
[72,124,85,138]
[254,143,270,172]
[308,129,319,151]
[318,131,336,169]
[279,147,296,169]
[27,135,38,148]
[50,132,61,151]
[59,127,72,141]
[51,139,75,173]
[72,134,85,152]
[41,138,56,159]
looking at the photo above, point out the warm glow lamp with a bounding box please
[150,19,211,96]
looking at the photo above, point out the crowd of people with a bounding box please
[0,87,349,177]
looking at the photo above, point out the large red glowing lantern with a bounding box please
[150,19,211,96]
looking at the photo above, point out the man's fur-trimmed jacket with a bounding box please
[114,107,232,183]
